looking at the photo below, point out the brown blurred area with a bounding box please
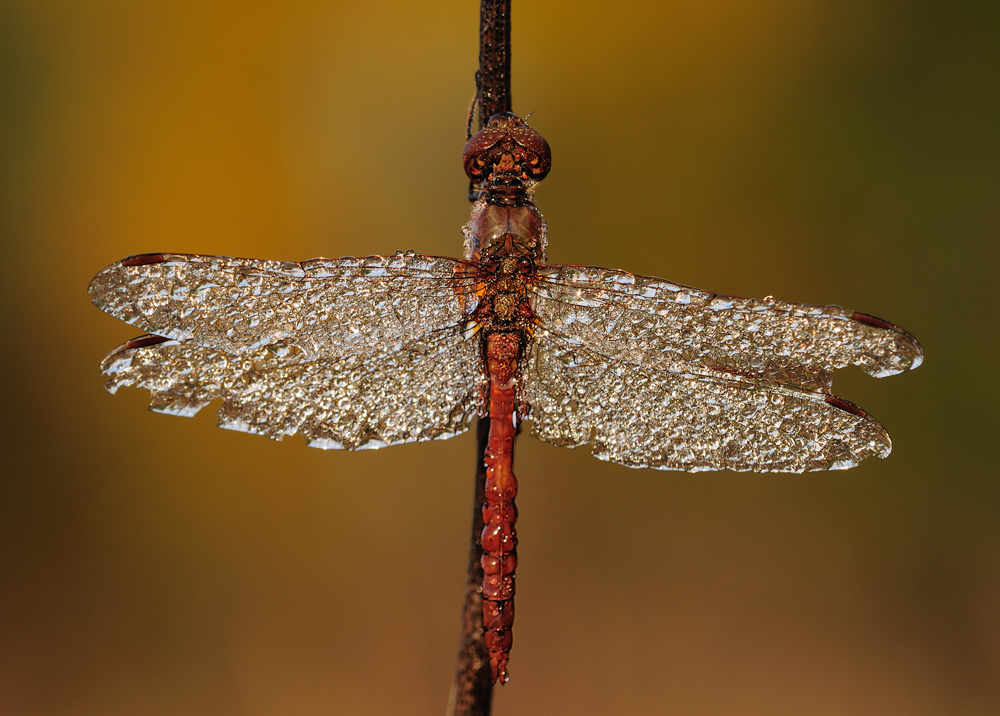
[1,1,997,714]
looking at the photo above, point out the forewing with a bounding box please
[525,264,922,472]
[101,327,481,449]
[531,265,922,389]
[89,252,479,360]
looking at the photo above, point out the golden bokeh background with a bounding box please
[2,1,997,714]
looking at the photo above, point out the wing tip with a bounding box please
[850,311,924,376]
[824,395,893,459]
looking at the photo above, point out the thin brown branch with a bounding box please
[449,2,512,714]
[447,418,493,716]
[476,0,512,126]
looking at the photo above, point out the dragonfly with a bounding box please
[89,112,923,684]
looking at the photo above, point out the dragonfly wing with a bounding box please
[524,333,891,472]
[530,265,922,387]
[525,264,922,472]
[101,326,481,449]
[89,252,479,360]
[90,251,483,448]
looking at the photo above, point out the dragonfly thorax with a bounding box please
[463,202,547,263]
[475,252,534,325]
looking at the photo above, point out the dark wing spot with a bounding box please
[123,334,172,349]
[850,312,895,331]
[825,395,868,418]
[121,253,166,267]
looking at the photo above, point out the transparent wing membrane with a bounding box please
[525,264,922,472]
[90,252,483,448]
[531,265,922,384]
[102,327,481,449]
[89,252,479,359]
[525,336,890,472]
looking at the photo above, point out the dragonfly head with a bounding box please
[463,113,551,192]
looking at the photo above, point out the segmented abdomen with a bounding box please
[481,333,521,683]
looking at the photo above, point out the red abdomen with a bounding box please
[481,333,521,683]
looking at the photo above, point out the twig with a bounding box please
[447,419,493,716]
[476,0,513,124]
[447,3,512,714]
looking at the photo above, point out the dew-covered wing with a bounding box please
[530,265,922,391]
[101,327,481,449]
[90,252,483,448]
[89,252,479,360]
[524,264,922,472]
[524,334,890,471]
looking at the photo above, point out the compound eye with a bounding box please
[463,130,500,181]
[465,154,487,179]
[521,137,551,181]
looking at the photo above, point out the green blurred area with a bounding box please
[1,1,996,714]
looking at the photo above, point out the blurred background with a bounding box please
[1,1,997,714]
